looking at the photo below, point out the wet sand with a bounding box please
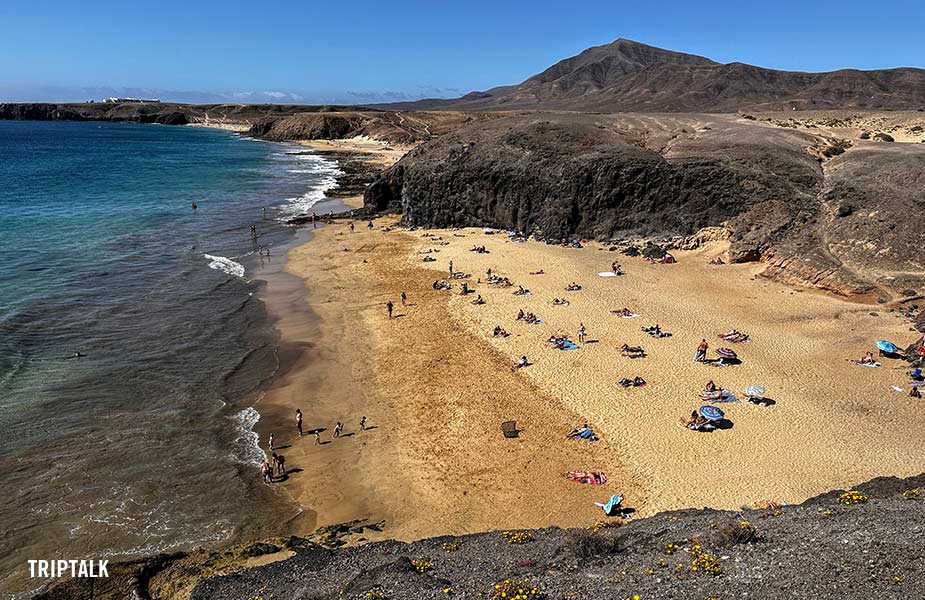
[257,217,923,541]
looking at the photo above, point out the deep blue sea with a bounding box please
[0,121,339,596]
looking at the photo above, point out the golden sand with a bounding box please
[260,219,923,541]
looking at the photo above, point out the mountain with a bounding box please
[383,39,925,112]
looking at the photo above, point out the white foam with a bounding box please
[203,254,245,278]
[277,152,343,217]
[233,406,265,466]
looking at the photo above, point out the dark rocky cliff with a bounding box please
[34,473,925,600]
[365,113,924,298]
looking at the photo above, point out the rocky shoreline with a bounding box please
[35,473,925,600]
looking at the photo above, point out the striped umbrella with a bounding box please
[716,347,737,359]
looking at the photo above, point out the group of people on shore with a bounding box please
[260,408,371,484]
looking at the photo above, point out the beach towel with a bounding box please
[854,361,881,368]
[578,429,595,439]
[594,495,624,516]
[620,313,640,319]
[598,272,619,277]
[566,470,607,485]
[709,390,739,403]
[528,319,545,325]
[557,339,579,350]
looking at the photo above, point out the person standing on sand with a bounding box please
[694,339,709,362]
[333,422,343,438]
[275,453,286,477]
[350,222,355,233]
[311,213,317,229]
[401,291,407,306]
[260,459,272,484]
[268,432,275,451]
[296,409,303,437]
[368,221,374,229]
[449,260,454,276]
[314,431,321,445]
[578,323,587,344]
[387,301,394,318]
[359,416,367,431]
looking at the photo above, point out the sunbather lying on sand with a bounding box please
[682,411,715,431]
[618,376,646,388]
[642,324,671,338]
[566,424,599,441]
[548,336,569,350]
[565,282,582,291]
[610,307,638,317]
[471,294,485,305]
[432,280,452,291]
[857,351,878,365]
[423,256,436,262]
[530,270,545,275]
[709,257,725,265]
[620,343,645,358]
[492,326,510,338]
[470,245,489,254]
[513,285,530,296]
[719,329,751,343]
[487,275,512,287]
[512,355,529,371]
[552,298,570,306]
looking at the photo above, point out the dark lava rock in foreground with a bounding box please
[184,474,925,600]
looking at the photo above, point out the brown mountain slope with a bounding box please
[382,39,925,112]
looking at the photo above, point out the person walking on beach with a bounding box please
[314,430,321,445]
[401,291,407,306]
[578,323,587,344]
[274,453,286,477]
[296,409,303,437]
[349,222,355,233]
[268,432,275,451]
[311,212,317,229]
[333,422,343,438]
[449,260,454,276]
[260,459,273,484]
[367,221,374,229]
[359,416,367,431]
[387,301,394,319]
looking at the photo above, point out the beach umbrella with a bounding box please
[743,384,767,398]
[699,405,725,421]
[875,340,900,354]
[716,347,737,359]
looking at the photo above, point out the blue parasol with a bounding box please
[699,405,725,420]
[875,340,899,354]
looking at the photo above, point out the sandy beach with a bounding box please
[256,207,924,543]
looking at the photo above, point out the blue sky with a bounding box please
[1,0,923,103]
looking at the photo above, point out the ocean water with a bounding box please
[0,121,339,595]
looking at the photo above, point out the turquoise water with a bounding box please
[0,121,338,596]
